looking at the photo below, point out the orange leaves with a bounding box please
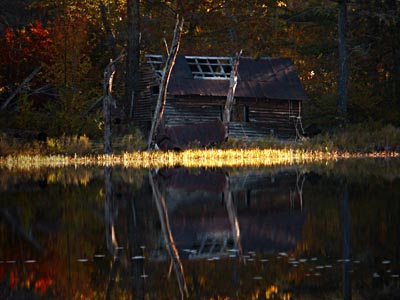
[1,21,53,72]
[30,21,51,41]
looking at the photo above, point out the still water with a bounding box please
[0,158,399,299]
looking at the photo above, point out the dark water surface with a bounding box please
[1,158,400,299]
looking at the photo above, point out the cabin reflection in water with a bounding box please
[150,168,305,261]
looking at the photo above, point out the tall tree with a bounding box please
[337,0,348,118]
[126,0,140,118]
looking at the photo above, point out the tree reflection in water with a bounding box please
[0,159,400,299]
[339,183,352,300]
[149,169,189,299]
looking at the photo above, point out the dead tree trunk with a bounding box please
[223,50,242,138]
[103,54,125,154]
[1,67,41,111]
[147,16,184,150]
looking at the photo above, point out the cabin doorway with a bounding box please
[231,104,249,123]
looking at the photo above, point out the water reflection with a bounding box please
[0,159,400,299]
[149,169,189,299]
[339,183,352,300]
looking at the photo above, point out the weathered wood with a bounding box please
[163,101,222,126]
[223,50,242,136]
[147,16,184,150]
[132,64,160,130]
[1,66,41,110]
[103,54,125,155]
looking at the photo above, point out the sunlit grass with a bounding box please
[0,148,398,170]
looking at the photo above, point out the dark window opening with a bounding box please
[244,105,249,122]
[152,85,159,95]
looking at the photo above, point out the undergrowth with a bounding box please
[1,124,399,156]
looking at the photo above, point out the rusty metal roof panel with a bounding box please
[163,55,307,100]
[168,78,230,96]
[171,55,193,79]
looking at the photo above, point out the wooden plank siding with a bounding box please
[132,63,159,132]
[161,97,301,140]
[163,96,224,127]
[233,99,301,140]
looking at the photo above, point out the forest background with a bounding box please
[1,0,399,149]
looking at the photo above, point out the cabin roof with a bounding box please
[146,55,307,100]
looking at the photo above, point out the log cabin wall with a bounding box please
[163,96,225,127]
[230,98,302,140]
[132,63,159,132]
[162,96,301,140]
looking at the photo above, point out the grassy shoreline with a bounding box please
[1,124,400,169]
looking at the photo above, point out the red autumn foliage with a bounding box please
[0,21,53,88]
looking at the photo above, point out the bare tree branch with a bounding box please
[1,67,41,111]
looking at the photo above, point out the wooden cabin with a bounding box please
[133,55,307,140]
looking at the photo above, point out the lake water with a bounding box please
[1,158,399,299]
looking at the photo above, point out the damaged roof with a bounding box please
[147,55,307,100]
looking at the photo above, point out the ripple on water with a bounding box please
[131,256,145,260]
[24,260,36,263]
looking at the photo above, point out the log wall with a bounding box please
[162,97,301,140]
[132,63,159,132]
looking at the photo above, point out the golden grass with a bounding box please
[0,148,398,170]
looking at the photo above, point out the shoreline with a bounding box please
[1,149,399,170]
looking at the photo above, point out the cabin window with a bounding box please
[185,56,232,80]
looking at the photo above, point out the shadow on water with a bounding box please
[0,158,400,299]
